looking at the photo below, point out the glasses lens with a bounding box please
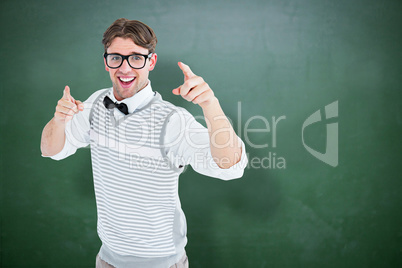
[106,55,122,68]
[128,55,146,69]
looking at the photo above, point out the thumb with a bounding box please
[172,87,180,95]
[75,100,84,111]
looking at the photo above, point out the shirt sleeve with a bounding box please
[163,107,248,180]
[44,89,105,161]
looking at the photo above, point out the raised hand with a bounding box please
[172,62,216,108]
[54,86,84,124]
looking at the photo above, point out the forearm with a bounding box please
[41,86,84,157]
[172,62,242,168]
[40,117,66,157]
[201,97,242,169]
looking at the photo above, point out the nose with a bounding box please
[119,58,132,73]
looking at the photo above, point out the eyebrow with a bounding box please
[108,51,147,55]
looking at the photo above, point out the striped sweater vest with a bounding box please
[89,89,184,257]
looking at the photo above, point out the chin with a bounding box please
[113,86,135,101]
[119,91,135,100]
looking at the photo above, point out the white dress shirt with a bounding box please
[44,80,248,267]
[48,81,248,179]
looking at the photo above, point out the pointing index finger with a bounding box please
[63,85,76,103]
[178,62,196,80]
[63,85,71,100]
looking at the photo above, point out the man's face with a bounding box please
[104,37,157,101]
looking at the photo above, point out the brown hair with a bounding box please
[102,18,157,53]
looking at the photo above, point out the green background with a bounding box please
[1,0,401,267]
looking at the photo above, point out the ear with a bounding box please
[148,53,157,71]
[104,58,109,72]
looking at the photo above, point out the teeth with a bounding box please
[119,77,134,82]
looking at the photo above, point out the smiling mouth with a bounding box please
[118,77,136,87]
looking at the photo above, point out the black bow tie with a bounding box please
[103,96,129,115]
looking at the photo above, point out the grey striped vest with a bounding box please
[89,89,185,257]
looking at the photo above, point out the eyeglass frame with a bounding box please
[103,52,153,69]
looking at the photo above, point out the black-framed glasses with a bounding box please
[104,52,153,69]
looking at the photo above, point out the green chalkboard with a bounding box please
[1,0,401,267]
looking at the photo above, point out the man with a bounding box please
[41,18,247,268]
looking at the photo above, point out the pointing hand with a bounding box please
[54,86,84,124]
[172,62,216,108]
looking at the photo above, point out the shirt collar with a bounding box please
[108,80,154,114]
